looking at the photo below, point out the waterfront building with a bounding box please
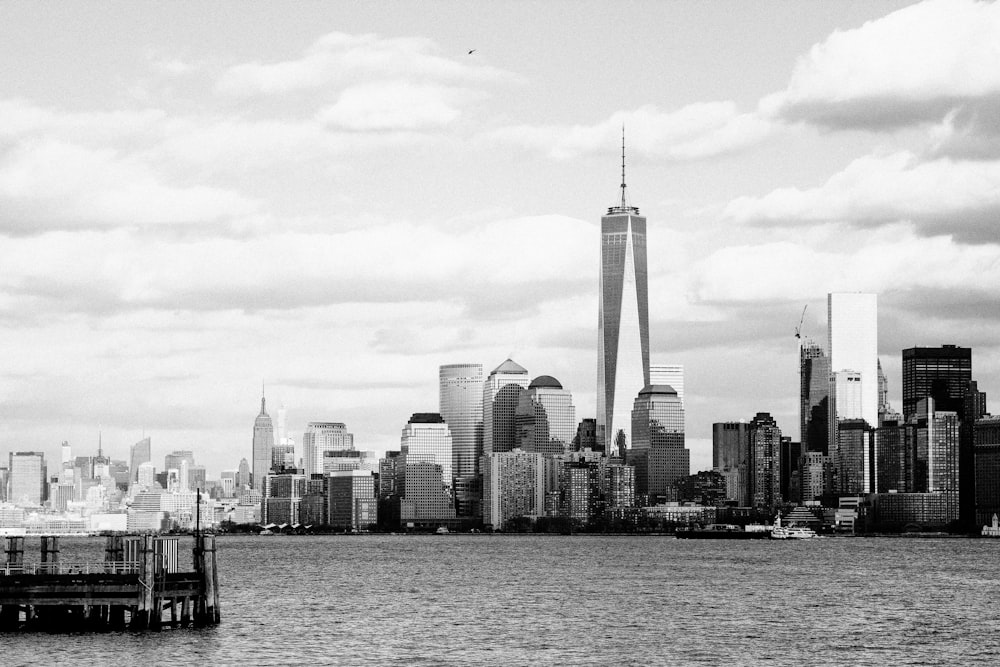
[649,364,684,408]
[749,413,781,511]
[379,451,402,499]
[302,422,354,478]
[399,461,455,526]
[400,413,453,489]
[129,437,151,484]
[974,416,1000,526]
[800,340,830,455]
[482,448,545,530]
[327,470,378,531]
[827,292,878,430]
[631,385,688,502]
[483,359,531,456]
[597,145,650,455]
[515,375,576,455]
[252,393,275,492]
[713,421,749,505]
[439,363,484,518]
[263,472,307,524]
[604,461,635,509]
[560,460,603,524]
[7,452,47,507]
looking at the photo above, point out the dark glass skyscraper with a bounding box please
[597,144,649,454]
[902,345,971,420]
[800,339,830,455]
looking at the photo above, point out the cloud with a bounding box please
[481,102,773,161]
[762,0,1000,130]
[216,31,516,97]
[724,151,1000,242]
[316,81,463,131]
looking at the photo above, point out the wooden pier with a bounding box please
[0,534,220,631]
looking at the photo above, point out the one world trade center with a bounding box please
[597,139,650,455]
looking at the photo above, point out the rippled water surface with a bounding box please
[4,535,1000,665]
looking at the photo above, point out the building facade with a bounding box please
[631,385,688,502]
[482,359,531,456]
[302,422,354,478]
[482,449,545,530]
[399,413,453,490]
[749,413,781,511]
[252,395,274,492]
[7,452,47,507]
[439,363,484,517]
[515,375,576,456]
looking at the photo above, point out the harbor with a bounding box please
[0,534,219,631]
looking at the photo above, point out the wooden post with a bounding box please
[4,536,24,568]
[40,536,61,574]
[194,534,220,625]
[131,535,155,629]
[181,596,191,627]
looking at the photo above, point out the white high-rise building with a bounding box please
[483,359,531,456]
[833,371,863,421]
[252,393,274,492]
[400,413,453,489]
[828,292,878,428]
[515,375,576,455]
[302,422,354,478]
[649,364,684,408]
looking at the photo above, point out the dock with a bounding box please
[0,534,220,631]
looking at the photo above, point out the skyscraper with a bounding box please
[515,375,576,455]
[483,359,530,456]
[749,412,782,511]
[828,292,879,428]
[713,421,750,505]
[597,141,650,454]
[631,385,688,501]
[800,340,830,455]
[302,422,354,478]
[252,393,274,492]
[649,364,684,408]
[902,346,971,420]
[129,437,151,485]
[400,413,453,490]
[8,452,47,506]
[439,363,484,517]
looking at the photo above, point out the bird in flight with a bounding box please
[468,49,476,55]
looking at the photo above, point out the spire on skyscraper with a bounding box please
[610,127,639,215]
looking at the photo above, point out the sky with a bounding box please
[3,0,1000,477]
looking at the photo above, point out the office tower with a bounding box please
[129,437,151,484]
[399,461,456,526]
[136,461,157,489]
[833,371,863,421]
[836,419,874,494]
[61,440,72,466]
[302,422,354,478]
[482,449,546,530]
[165,450,195,474]
[800,451,829,503]
[649,364,684,407]
[327,470,377,530]
[828,292,878,426]
[800,340,830,455]
[400,413,453,489]
[713,421,750,505]
[574,418,598,452]
[483,359,531,456]
[749,413,782,511]
[271,444,295,471]
[780,438,801,503]
[515,375,576,455]
[262,471,307,524]
[379,451,402,500]
[631,385,688,501]
[902,345,976,529]
[597,143,650,454]
[8,452,47,506]
[252,393,274,492]
[875,417,909,493]
[237,458,251,489]
[439,363,484,517]
[974,416,1000,526]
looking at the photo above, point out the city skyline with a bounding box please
[4,1,1000,477]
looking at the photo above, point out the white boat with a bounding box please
[770,516,819,540]
[435,526,450,535]
[983,514,1000,537]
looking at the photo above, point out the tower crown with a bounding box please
[608,127,639,215]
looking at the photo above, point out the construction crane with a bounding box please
[794,304,808,339]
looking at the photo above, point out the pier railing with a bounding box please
[0,561,141,576]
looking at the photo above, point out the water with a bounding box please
[3,535,1000,665]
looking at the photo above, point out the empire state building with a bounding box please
[597,140,649,454]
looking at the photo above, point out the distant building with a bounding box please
[302,422,354,478]
[974,416,1000,527]
[129,437,151,484]
[649,364,684,408]
[828,292,879,433]
[836,419,874,495]
[482,449,545,530]
[631,385,688,502]
[237,458,252,490]
[399,461,455,526]
[400,413,453,490]
[252,394,275,492]
[800,340,830,456]
[327,470,377,531]
[560,460,602,524]
[439,363,484,518]
[483,359,531,456]
[749,413,781,511]
[8,452,47,507]
[713,421,749,505]
[263,472,307,524]
[515,375,576,455]
[799,451,829,503]
[573,418,599,452]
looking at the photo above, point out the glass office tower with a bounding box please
[439,363,484,517]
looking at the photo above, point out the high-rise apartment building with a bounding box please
[439,363,484,517]
[800,340,830,455]
[712,421,749,505]
[302,422,354,478]
[749,413,782,511]
[483,359,530,456]
[8,452,47,506]
[515,375,576,455]
[482,449,545,530]
[129,437,151,484]
[631,385,688,501]
[597,147,650,454]
[252,394,274,492]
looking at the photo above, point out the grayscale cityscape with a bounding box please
[2,1,1000,664]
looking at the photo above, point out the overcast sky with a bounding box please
[3,0,1000,477]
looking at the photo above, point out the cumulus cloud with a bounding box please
[481,102,773,161]
[316,81,463,131]
[724,151,1000,243]
[762,0,1000,130]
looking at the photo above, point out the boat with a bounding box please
[770,515,819,540]
[435,526,450,535]
[675,523,769,539]
[983,514,1000,537]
